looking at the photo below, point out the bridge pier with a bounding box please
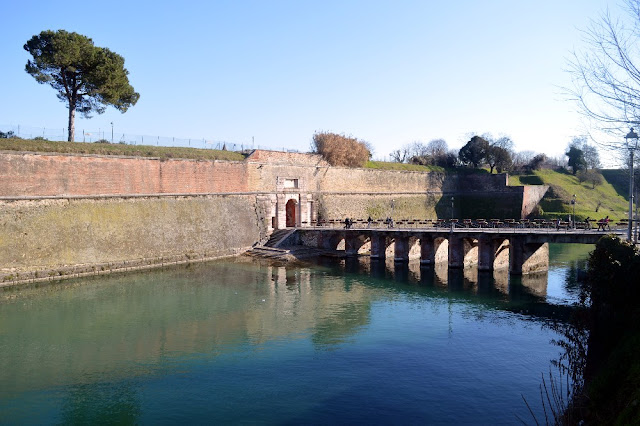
[478,235,496,271]
[420,235,435,266]
[394,236,410,263]
[448,235,465,268]
[345,234,367,257]
[370,234,387,260]
[509,238,549,275]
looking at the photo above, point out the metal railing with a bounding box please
[299,218,632,234]
[0,124,296,153]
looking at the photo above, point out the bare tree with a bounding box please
[512,150,536,171]
[577,169,605,188]
[567,0,640,151]
[390,148,408,163]
[427,139,447,157]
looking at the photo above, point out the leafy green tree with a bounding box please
[566,146,587,175]
[24,30,139,142]
[458,136,489,168]
[486,145,512,173]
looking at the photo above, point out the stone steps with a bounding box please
[263,229,296,248]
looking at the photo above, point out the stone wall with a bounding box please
[521,185,550,217]
[316,194,441,220]
[0,151,249,196]
[0,195,270,284]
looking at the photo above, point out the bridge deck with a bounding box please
[297,225,626,244]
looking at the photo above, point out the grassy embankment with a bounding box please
[0,138,245,161]
[509,169,630,221]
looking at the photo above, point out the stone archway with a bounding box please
[286,199,297,227]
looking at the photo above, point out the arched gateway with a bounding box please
[285,199,297,227]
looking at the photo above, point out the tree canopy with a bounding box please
[458,136,489,168]
[486,145,512,173]
[24,30,139,142]
[566,146,587,175]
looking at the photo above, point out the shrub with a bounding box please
[311,132,370,167]
[526,154,547,172]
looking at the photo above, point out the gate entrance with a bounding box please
[285,199,297,227]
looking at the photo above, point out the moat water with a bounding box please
[0,244,592,424]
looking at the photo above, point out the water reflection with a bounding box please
[60,381,141,425]
[0,244,593,424]
[339,255,550,301]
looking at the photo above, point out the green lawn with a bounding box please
[510,169,630,221]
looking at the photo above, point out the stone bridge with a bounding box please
[294,228,623,275]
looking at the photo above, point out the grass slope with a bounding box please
[511,169,630,221]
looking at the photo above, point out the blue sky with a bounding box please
[0,0,617,160]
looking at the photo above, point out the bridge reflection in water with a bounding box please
[330,255,574,323]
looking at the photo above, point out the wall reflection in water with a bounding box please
[0,251,580,424]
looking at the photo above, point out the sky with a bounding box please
[0,0,622,162]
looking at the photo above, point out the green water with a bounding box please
[0,244,592,424]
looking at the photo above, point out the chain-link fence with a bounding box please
[0,124,298,153]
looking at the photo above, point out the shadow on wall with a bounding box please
[434,174,523,220]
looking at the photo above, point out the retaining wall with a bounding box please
[0,195,269,284]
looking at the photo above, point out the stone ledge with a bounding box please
[0,247,252,288]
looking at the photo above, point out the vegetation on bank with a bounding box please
[0,137,245,161]
[568,236,640,424]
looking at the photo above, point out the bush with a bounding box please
[0,130,15,138]
[311,132,370,167]
[526,154,547,172]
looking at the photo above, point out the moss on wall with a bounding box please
[0,195,267,278]
[319,194,440,220]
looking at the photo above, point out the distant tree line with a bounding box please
[388,134,559,174]
[387,133,604,187]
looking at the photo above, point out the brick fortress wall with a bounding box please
[0,151,249,196]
